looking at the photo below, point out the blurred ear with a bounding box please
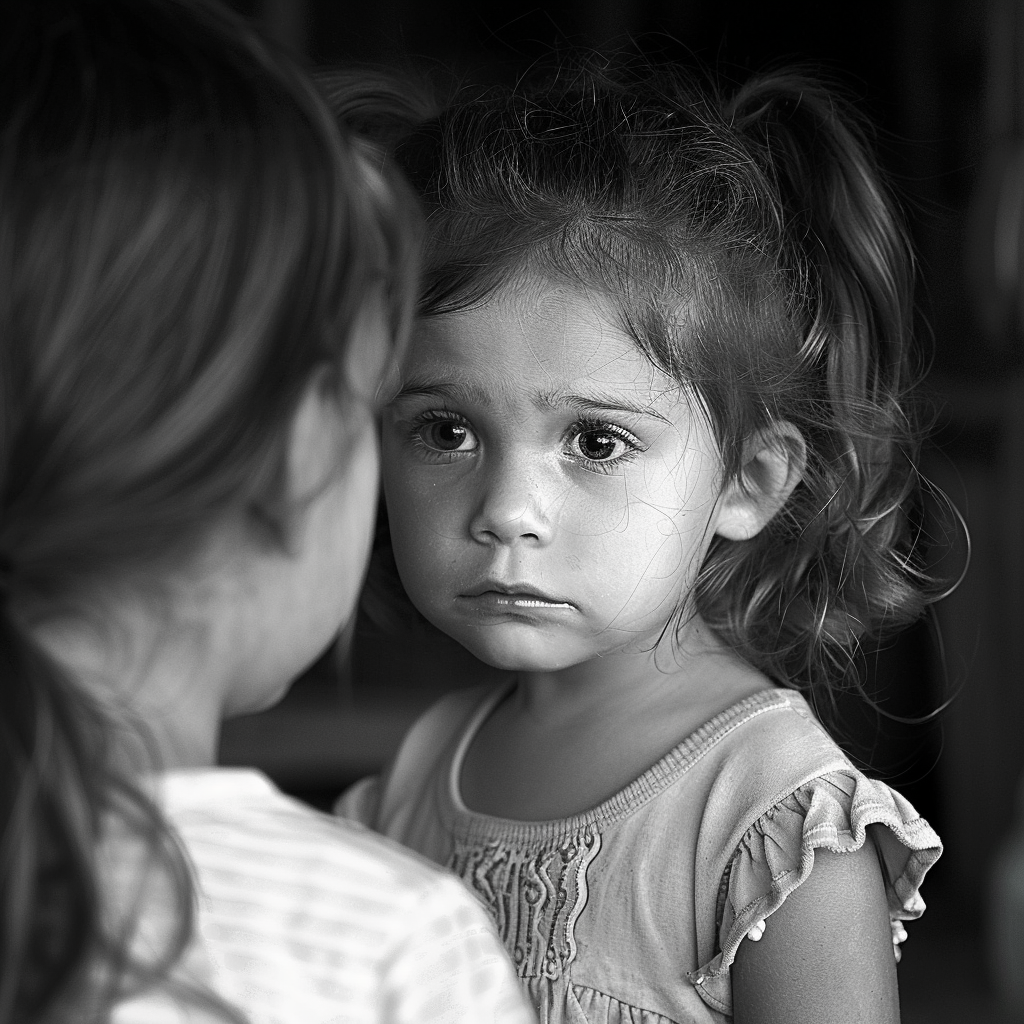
[286,368,345,505]
[714,424,806,541]
[246,361,374,553]
[290,296,389,502]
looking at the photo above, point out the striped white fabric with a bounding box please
[109,768,535,1024]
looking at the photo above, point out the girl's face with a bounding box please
[382,283,730,673]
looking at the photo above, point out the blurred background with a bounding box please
[216,0,1024,1020]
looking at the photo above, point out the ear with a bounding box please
[713,424,806,542]
[285,366,353,508]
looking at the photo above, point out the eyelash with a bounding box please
[406,410,647,472]
[563,418,646,474]
[408,409,477,462]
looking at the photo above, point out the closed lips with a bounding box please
[462,585,574,607]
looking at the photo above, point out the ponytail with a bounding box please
[0,608,129,1022]
[728,75,915,425]
[0,607,235,1022]
[692,74,928,714]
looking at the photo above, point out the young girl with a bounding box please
[0,3,535,1023]
[338,64,944,1024]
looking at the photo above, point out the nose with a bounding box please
[469,451,554,547]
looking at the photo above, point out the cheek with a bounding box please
[593,490,717,602]
[382,465,460,595]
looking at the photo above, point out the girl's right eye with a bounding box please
[413,413,479,455]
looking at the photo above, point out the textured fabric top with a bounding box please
[105,767,536,1024]
[337,685,941,1023]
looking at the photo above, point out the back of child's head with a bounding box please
[0,1,417,1020]
[396,60,926,710]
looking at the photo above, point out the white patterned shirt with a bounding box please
[107,768,535,1024]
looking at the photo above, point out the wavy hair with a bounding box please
[0,1,418,1020]
[396,59,932,718]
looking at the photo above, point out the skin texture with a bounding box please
[732,846,900,1024]
[382,280,900,1022]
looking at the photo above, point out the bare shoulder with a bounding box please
[732,842,900,1024]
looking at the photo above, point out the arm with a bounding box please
[333,774,382,825]
[731,842,899,1024]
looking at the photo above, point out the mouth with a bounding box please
[460,582,575,610]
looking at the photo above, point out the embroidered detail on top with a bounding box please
[449,825,602,980]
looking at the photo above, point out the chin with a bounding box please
[226,677,292,719]
[448,625,586,674]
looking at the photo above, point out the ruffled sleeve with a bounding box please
[688,770,941,1014]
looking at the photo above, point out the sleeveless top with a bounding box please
[337,685,941,1024]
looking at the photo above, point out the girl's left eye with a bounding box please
[566,423,643,467]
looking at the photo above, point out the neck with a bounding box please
[32,600,226,772]
[512,616,769,728]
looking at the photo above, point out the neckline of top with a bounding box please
[445,684,810,840]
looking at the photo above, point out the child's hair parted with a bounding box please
[396,59,929,716]
[0,1,418,1020]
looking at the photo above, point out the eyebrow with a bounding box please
[393,376,495,406]
[394,375,674,424]
[546,392,674,424]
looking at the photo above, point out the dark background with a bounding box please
[217,2,1024,1020]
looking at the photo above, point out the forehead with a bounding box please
[406,283,680,407]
